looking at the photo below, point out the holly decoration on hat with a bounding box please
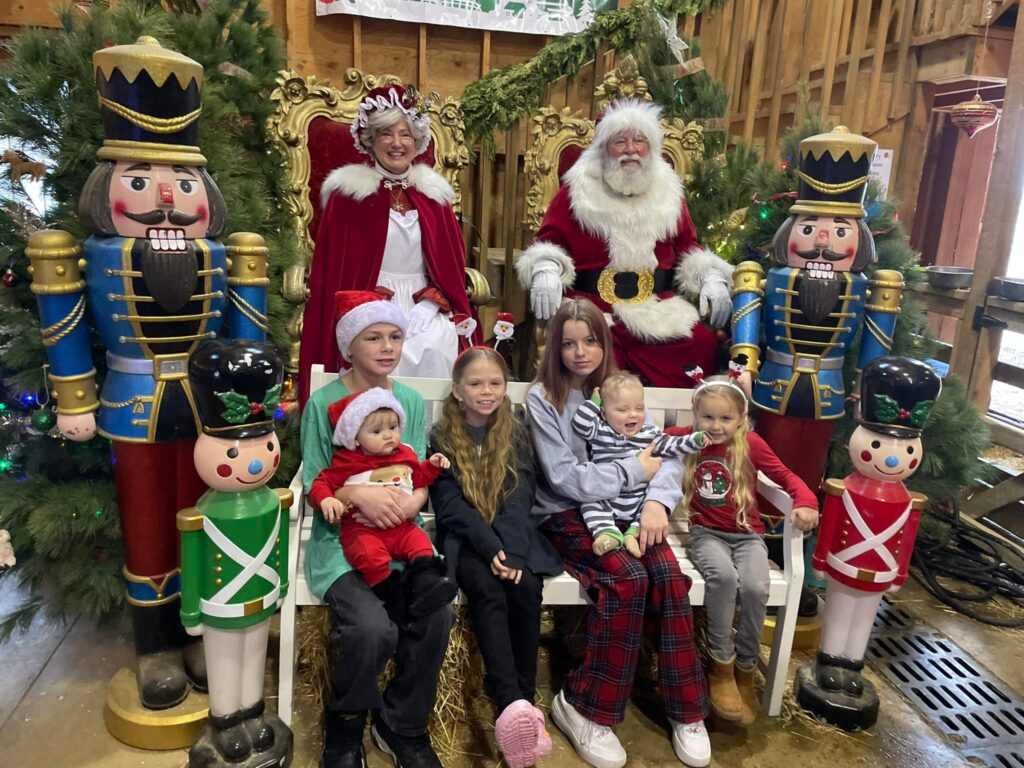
[216,384,282,425]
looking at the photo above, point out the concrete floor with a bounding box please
[2,577,1021,768]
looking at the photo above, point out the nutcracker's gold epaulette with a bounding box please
[274,487,295,510]
[823,478,845,497]
[732,261,764,297]
[226,232,270,287]
[177,507,204,532]
[911,492,928,510]
[26,230,85,295]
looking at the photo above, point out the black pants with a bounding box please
[455,547,544,712]
[324,570,453,735]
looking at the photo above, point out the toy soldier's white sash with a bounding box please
[200,515,280,618]
[826,490,910,584]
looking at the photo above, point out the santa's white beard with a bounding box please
[602,154,653,197]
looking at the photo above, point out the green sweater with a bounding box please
[301,377,427,599]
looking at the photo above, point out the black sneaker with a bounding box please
[370,713,441,768]
[321,709,367,768]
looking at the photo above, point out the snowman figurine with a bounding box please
[795,356,940,731]
[178,339,293,767]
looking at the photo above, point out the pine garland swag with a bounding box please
[0,0,298,634]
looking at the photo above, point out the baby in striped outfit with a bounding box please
[572,372,709,557]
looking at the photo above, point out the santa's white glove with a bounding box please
[699,272,732,329]
[530,263,564,320]
[407,299,440,337]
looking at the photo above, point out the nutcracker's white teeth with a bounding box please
[805,260,835,280]
[147,228,187,252]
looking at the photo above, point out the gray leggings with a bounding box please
[689,525,770,668]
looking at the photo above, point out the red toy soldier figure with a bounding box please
[794,356,941,730]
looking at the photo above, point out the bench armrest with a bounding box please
[288,465,306,523]
[756,471,805,587]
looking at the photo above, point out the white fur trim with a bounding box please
[563,155,684,273]
[613,295,700,342]
[320,163,454,209]
[335,300,408,361]
[515,241,576,288]
[592,99,664,158]
[674,246,735,295]
[332,387,406,450]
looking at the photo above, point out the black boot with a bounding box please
[371,712,441,768]
[321,709,367,768]
[403,556,458,620]
[209,708,254,763]
[240,700,274,752]
[132,602,189,709]
[182,639,208,693]
[814,651,848,693]
[798,586,820,617]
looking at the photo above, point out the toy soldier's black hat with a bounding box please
[189,339,283,439]
[93,36,206,166]
[859,357,942,438]
[790,126,876,219]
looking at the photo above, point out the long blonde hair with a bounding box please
[682,386,757,531]
[434,348,523,523]
[533,298,618,413]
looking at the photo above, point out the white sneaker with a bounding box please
[670,719,711,767]
[551,690,627,768]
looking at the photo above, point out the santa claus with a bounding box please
[516,99,732,387]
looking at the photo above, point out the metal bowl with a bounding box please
[926,266,974,290]
[994,276,1024,302]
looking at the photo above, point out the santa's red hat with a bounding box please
[334,290,407,363]
[592,98,664,158]
[327,387,406,450]
[495,312,514,324]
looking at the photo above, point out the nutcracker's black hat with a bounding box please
[92,36,206,166]
[859,357,941,438]
[791,126,876,219]
[189,339,283,439]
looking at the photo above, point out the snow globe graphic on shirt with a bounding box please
[695,459,732,506]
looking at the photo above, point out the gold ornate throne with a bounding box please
[269,68,489,373]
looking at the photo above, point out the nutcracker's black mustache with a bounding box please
[123,209,203,226]
[794,246,847,262]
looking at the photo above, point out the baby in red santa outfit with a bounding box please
[309,387,458,619]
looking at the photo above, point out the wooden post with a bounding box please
[352,17,362,70]
[726,0,748,118]
[948,4,1024,411]
[797,0,813,115]
[476,31,493,273]
[890,0,918,119]
[820,0,845,117]
[766,0,790,157]
[501,122,521,313]
[418,25,428,89]
[743,0,768,144]
[865,0,894,133]
[842,0,872,131]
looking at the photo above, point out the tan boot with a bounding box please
[734,664,758,726]
[707,655,744,721]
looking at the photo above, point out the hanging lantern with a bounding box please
[950,94,1000,138]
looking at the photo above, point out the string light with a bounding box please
[0,459,12,472]
[20,393,36,406]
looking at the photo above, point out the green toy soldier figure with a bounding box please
[178,339,293,767]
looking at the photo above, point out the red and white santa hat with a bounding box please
[591,98,664,159]
[334,290,408,363]
[327,387,406,450]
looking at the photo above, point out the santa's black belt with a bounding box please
[574,267,673,305]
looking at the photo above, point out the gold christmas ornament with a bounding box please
[950,94,1000,138]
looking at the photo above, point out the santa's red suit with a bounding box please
[813,474,925,593]
[298,163,479,405]
[309,442,441,586]
[516,108,731,387]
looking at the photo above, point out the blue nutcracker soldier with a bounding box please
[179,339,292,768]
[26,36,270,730]
[730,126,904,594]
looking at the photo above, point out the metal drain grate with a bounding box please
[868,622,1024,754]
[963,745,1024,767]
[872,596,919,634]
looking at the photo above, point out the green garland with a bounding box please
[460,0,727,151]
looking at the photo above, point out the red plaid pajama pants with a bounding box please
[542,509,709,726]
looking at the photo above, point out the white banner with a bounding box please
[315,0,618,36]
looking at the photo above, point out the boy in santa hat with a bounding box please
[309,386,458,620]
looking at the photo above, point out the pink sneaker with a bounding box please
[495,699,552,768]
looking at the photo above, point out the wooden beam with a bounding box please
[838,0,855,54]
[418,25,427,89]
[766,0,790,157]
[842,0,872,131]
[962,474,1024,519]
[726,0,748,117]
[743,0,769,144]
[865,0,895,133]
[501,123,521,312]
[889,0,918,119]
[683,13,696,39]
[797,0,814,120]
[820,0,845,116]
[352,17,362,70]
[948,4,1024,410]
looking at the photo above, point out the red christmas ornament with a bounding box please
[2,267,17,287]
[950,94,999,138]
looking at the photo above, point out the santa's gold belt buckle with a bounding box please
[597,268,655,305]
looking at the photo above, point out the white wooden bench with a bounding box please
[278,365,804,724]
